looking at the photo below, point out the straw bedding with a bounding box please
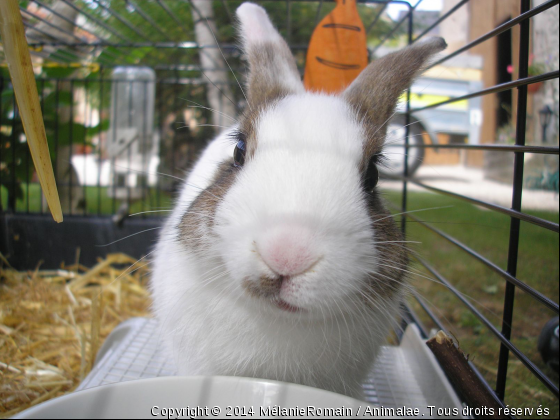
[0,253,152,418]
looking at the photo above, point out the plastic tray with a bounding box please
[75,318,464,418]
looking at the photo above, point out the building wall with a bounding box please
[422,0,478,167]
[531,0,559,145]
[440,0,470,53]
[525,0,559,182]
[467,0,521,167]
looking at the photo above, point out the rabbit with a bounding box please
[150,2,446,399]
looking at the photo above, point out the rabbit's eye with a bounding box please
[364,157,379,190]
[233,139,246,167]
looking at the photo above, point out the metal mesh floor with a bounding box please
[77,318,176,389]
[77,318,464,418]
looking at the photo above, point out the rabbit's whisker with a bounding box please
[202,16,251,112]
[95,227,161,247]
[129,210,173,216]
[373,205,454,224]
[179,98,238,122]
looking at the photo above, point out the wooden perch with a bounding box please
[427,330,506,419]
[0,0,63,222]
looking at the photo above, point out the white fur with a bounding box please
[236,3,280,44]
[236,2,305,96]
[171,130,236,227]
[151,94,401,399]
[150,3,404,400]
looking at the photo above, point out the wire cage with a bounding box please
[1,0,559,416]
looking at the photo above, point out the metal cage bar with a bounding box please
[393,1,559,398]
[401,4,414,237]
[402,178,559,233]
[26,41,202,49]
[22,21,80,53]
[29,0,123,63]
[27,46,73,65]
[428,0,559,70]
[412,257,558,397]
[155,0,192,38]
[10,95,17,213]
[412,0,469,43]
[91,0,152,42]
[31,0,101,41]
[405,144,559,154]
[395,208,558,313]
[371,0,422,55]
[0,79,3,211]
[496,0,531,400]
[407,294,510,412]
[127,0,173,41]
[22,18,116,67]
[20,7,85,44]
[365,2,388,35]
[57,0,133,43]
[1,0,558,410]
[412,71,560,113]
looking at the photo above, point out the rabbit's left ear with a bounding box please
[343,38,447,167]
[236,3,304,109]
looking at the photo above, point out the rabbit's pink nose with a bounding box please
[257,226,319,276]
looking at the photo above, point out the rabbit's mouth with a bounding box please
[242,275,309,313]
[274,298,305,313]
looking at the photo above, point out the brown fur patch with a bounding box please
[245,42,302,109]
[238,94,287,160]
[342,41,446,305]
[240,30,304,160]
[363,190,409,307]
[242,275,282,300]
[178,160,239,251]
[343,38,447,171]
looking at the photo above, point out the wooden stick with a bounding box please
[427,330,506,419]
[0,0,63,222]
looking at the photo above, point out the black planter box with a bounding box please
[0,213,163,270]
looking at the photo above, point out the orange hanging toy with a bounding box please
[303,0,368,94]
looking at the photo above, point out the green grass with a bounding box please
[381,189,559,418]
[1,183,174,216]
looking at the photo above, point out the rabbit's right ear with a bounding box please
[343,38,447,169]
[236,3,304,109]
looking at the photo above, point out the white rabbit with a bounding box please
[150,2,446,399]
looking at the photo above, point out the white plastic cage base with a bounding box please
[77,318,464,418]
